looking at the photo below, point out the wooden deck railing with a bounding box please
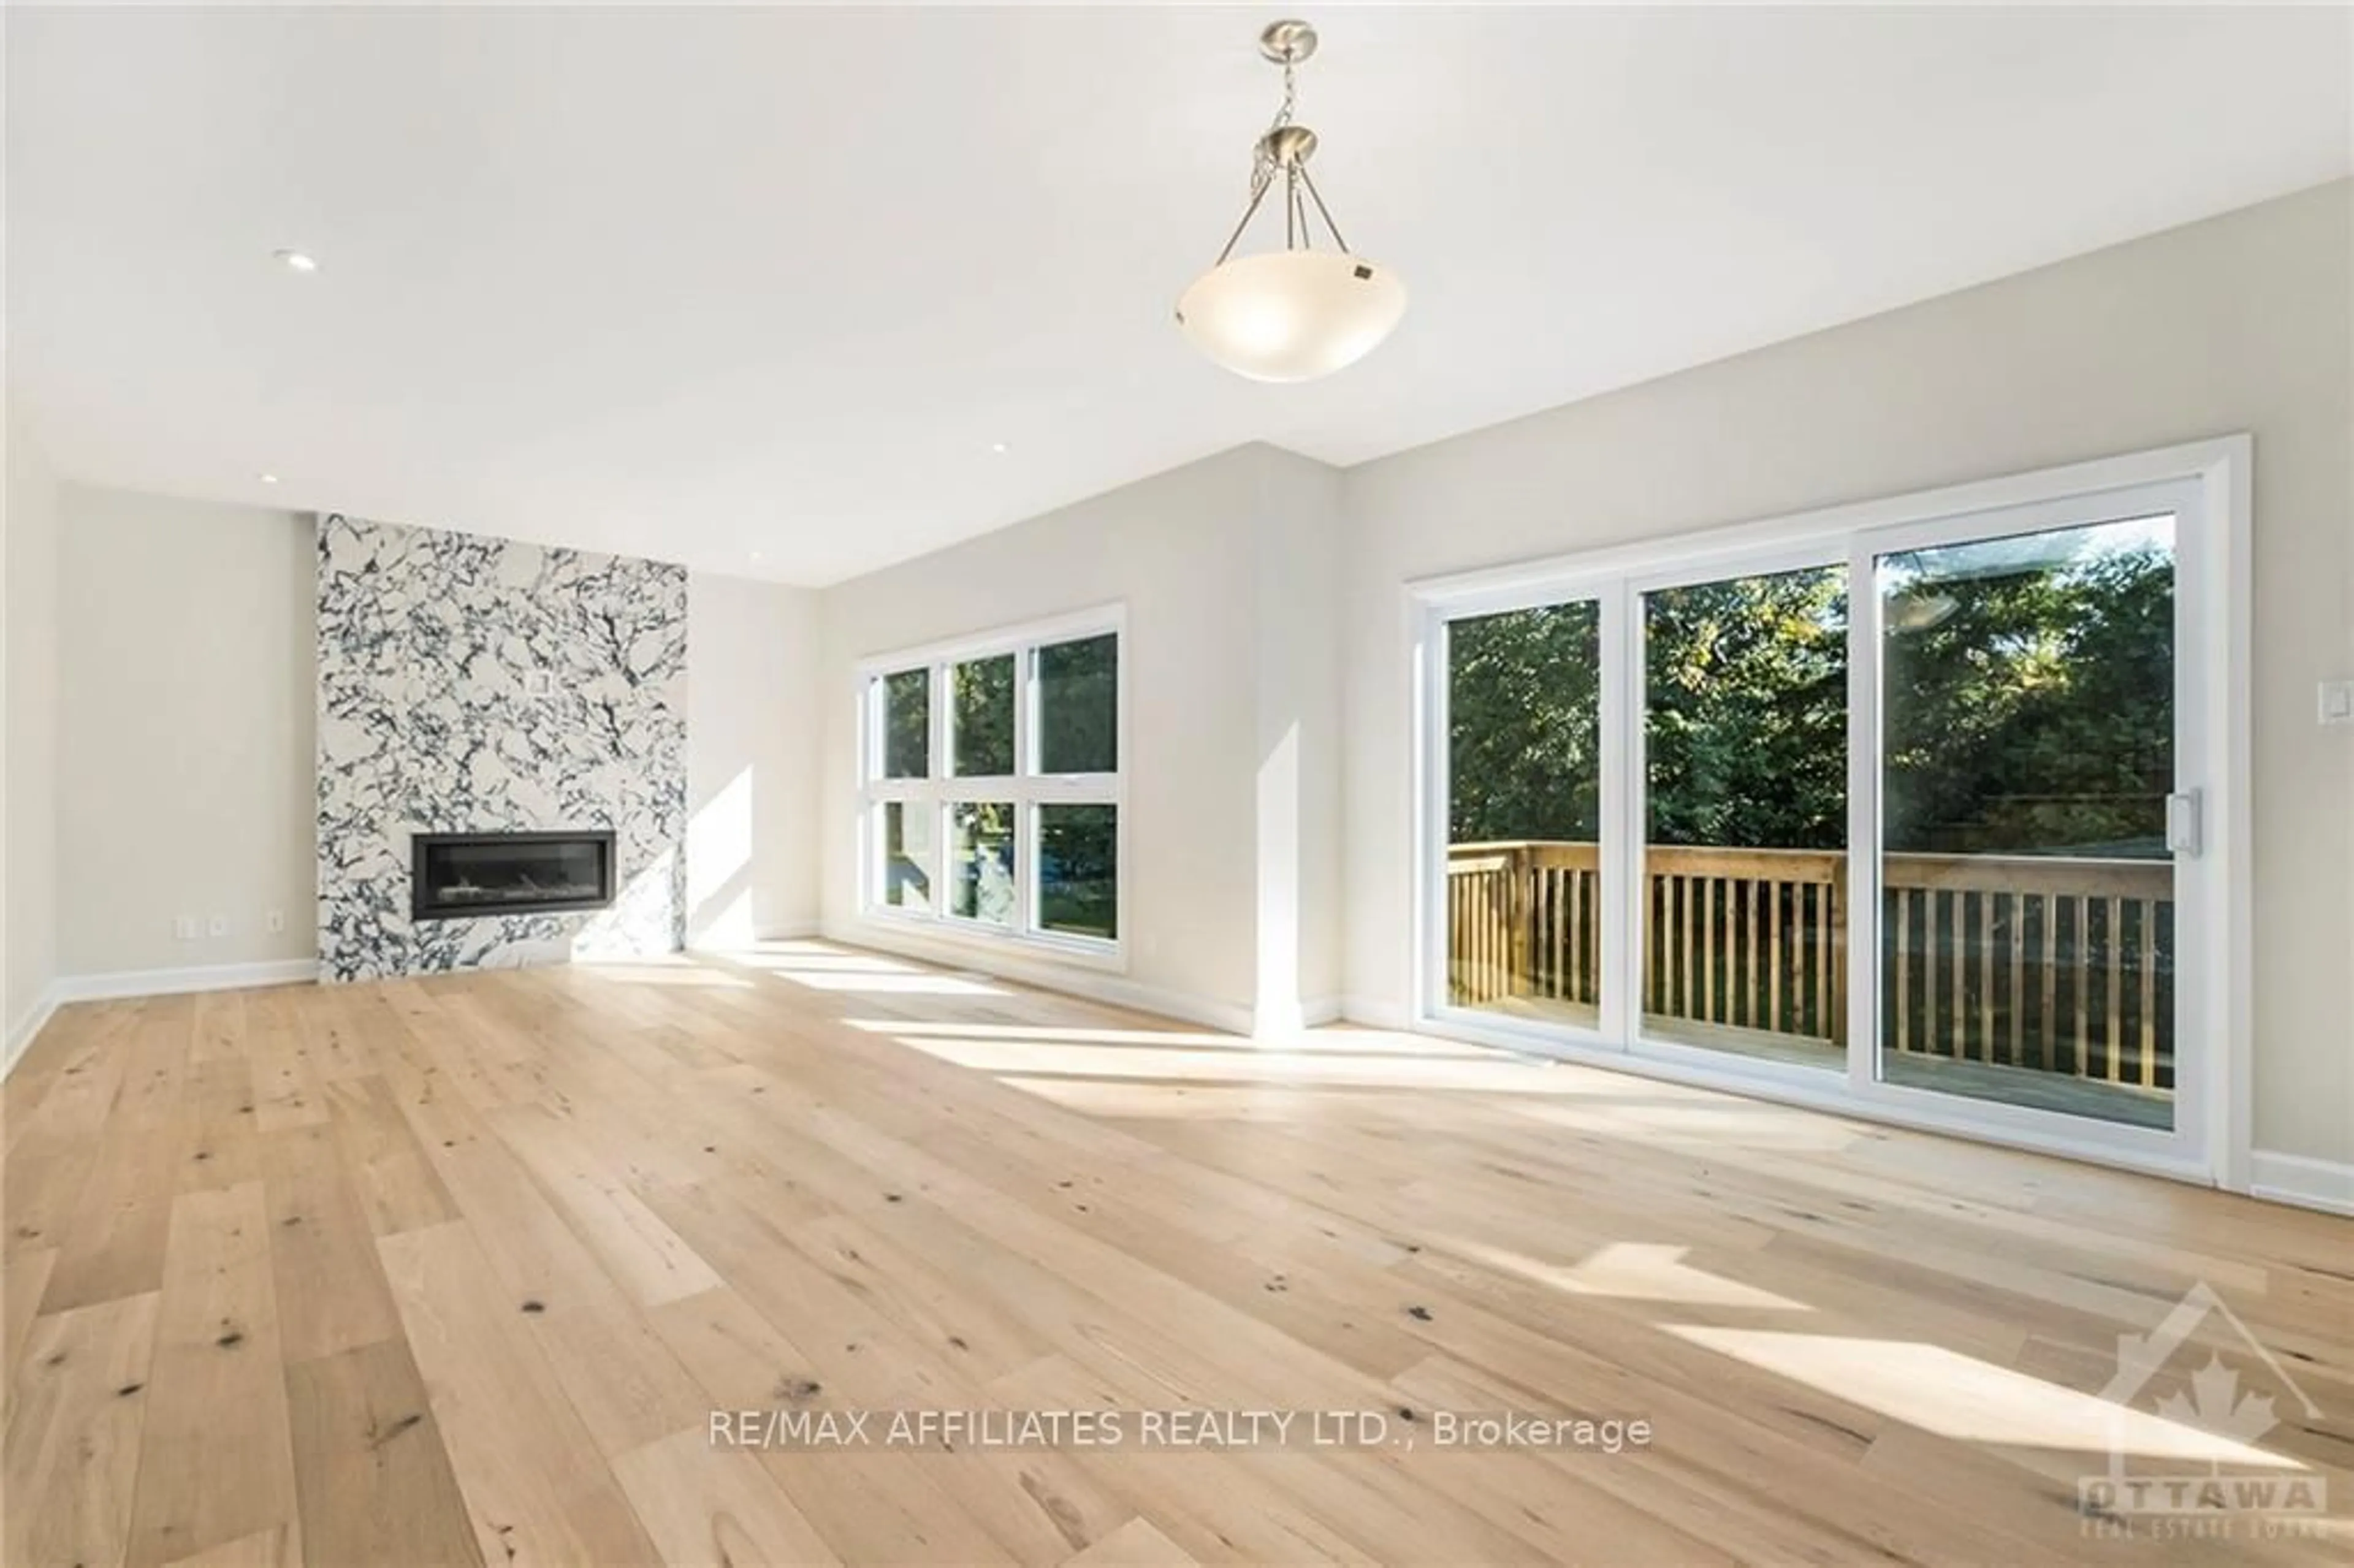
[1446,841,2174,1092]
[1448,842,1602,1012]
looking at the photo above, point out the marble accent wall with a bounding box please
[316,514,687,980]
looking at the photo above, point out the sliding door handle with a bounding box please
[2166,790,2203,858]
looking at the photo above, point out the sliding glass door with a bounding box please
[1638,561,1848,1068]
[1866,504,2185,1130]
[1418,449,2229,1176]
[1442,596,1606,1031]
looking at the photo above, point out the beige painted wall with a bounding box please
[818,443,1344,1030]
[5,414,63,1045]
[39,489,828,984]
[687,572,823,945]
[1253,449,1346,1021]
[1339,179,2354,1166]
[56,487,318,975]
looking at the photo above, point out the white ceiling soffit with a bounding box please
[8,5,2348,585]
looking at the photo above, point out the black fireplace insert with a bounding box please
[411,830,617,921]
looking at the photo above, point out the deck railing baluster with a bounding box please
[1443,842,2169,1106]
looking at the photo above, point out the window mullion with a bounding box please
[932,661,951,786]
[1015,645,1035,933]
[1602,579,1637,1049]
[1844,533,1880,1095]
[1018,642,1038,776]
[931,664,953,923]
[1027,773,1116,804]
[860,674,878,782]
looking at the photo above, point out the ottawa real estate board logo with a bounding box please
[2079,1281,2326,1539]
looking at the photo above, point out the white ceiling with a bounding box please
[9,6,2348,586]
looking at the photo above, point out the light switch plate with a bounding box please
[2322,680,2354,726]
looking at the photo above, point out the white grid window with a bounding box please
[860,607,1124,957]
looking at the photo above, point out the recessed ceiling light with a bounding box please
[259,473,280,485]
[989,441,1010,455]
[272,249,319,273]
[749,550,764,562]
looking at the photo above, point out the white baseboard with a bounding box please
[4,984,63,1080]
[1338,994,1414,1030]
[52,958,319,1005]
[820,918,1257,1035]
[684,920,821,951]
[1300,994,1344,1029]
[2247,1151,2354,1217]
[1100,984,1254,1037]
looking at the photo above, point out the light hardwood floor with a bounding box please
[4,941,2349,1566]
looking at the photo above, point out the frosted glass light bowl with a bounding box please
[1176,250,1407,382]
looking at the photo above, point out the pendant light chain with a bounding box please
[1214,43,1307,266]
[1268,52,1302,251]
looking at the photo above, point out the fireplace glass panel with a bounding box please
[413,831,617,919]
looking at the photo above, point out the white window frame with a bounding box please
[1409,438,2250,1192]
[856,604,1128,969]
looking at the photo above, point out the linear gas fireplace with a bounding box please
[411,830,617,921]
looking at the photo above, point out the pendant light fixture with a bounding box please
[1176,19,1406,383]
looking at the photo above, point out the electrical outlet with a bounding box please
[207,914,229,938]
[174,915,198,941]
[2322,680,2354,726]
[266,909,286,934]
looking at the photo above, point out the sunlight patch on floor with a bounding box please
[1666,1327,2307,1467]
[840,1019,1502,1057]
[718,951,924,975]
[1455,1240,1809,1311]
[574,962,755,988]
[995,1076,1318,1120]
[878,1033,1600,1090]
[841,1019,1241,1047]
[767,970,1010,996]
[1506,1098,1863,1152]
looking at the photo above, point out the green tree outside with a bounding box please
[1447,529,2171,860]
